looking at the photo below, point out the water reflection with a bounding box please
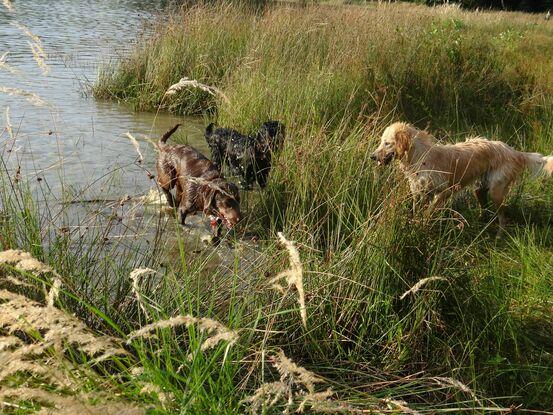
[0,0,207,197]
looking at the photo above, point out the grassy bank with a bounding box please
[95,2,553,134]
[2,1,553,413]
[3,169,531,414]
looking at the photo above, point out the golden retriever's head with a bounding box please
[370,122,417,165]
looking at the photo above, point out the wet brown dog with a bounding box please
[156,124,242,238]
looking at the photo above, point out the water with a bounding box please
[0,0,209,196]
[0,1,255,265]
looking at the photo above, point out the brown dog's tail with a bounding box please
[524,152,553,177]
[159,124,181,145]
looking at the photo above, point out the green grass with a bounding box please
[94,2,553,134]
[3,1,553,413]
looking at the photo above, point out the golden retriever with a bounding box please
[371,122,553,228]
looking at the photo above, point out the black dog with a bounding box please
[204,120,285,189]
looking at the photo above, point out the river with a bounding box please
[0,1,254,267]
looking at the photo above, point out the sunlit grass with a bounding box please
[2,1,553,413]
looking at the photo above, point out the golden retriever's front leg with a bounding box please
[489,181,510,238]
[410,191,428,216]
[426,188,455,217]
[409,176,432,216]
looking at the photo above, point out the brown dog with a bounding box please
[156,124,242,237]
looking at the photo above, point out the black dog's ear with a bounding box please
[261,120,285,142]
[205,123,216,136]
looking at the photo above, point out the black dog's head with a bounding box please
[204,123,231,170]
[204,123,221,145]
[204,120,285,190]
[256,120,285,154]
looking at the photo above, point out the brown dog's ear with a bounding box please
[394,130,411,158]
[202,187,217,215]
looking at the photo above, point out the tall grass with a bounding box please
[3,1,553,413]
[2,132,552,412]
[93,2,553,410]
[95,2,553,134]
[1,171,498,414]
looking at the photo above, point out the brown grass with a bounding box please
[270,232,307,328]
[11,22,48,75]
[164,76,230,104]
[242,350,411,414]
[126,314,238,361]
[0,251,143,413]
[0,86,49,107]
[2,0,13,12]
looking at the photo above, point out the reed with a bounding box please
[94,2,553,135]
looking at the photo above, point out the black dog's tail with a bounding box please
[205,122,216,137]
[159,123,181,145]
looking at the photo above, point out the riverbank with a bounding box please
[94,2,553,132]
[2,1,553,413]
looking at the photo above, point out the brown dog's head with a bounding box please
[370,122,416,165]
[204,180,242,229]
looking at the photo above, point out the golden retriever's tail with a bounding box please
[544,156,553,176]
[524,152,553,177]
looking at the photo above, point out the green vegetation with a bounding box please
[409,0,553,12]
[2,1,553,413]
[94,2,553,135]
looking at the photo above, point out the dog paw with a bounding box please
[201,234,221,246]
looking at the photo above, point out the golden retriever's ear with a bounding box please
[394,130,411,158]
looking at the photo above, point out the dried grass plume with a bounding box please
[0,249,61,306]
[0,255,135,413]
[11,22,48,75]
[0,51,19,75]
[243,350,361,414]
[125,132,144,163]
[127,314,238,360]
[0,86,50,107]
[129,268,159,318]
[399,276,447,300]
[164,76,230,105]
[270,232,307,328]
